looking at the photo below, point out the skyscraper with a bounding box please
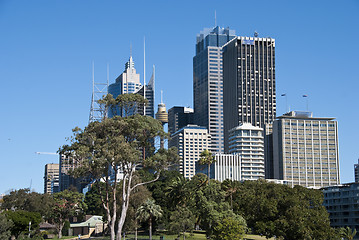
[169,125,211,179]
[272,111,340,188]
[137,71,155,118]
[108,56,154,117]
[44,163,59,194]
[223,36,276,152]
[168,106,194,135]
[193,26,236,153]
[228,123,265,180]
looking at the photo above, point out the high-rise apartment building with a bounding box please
[44,163,59,194]
[193,26,236,153]
[168,106,194,135]
[169,125,211,179]
[354,159,359,182]
[272,111,340,188]
[228,123,265,180]
[108,56,154,117]
[223,36,276,152]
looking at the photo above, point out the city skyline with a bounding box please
[0,0,358,193]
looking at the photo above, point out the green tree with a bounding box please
[198,150,215,182]
[341,226,357,240]
[5,210,42,238]
[165,175,189,209]
[213,216,246,240]
[137,199,163,240]
[50,190,87,238]
[60,94,178,240]
[233,180,336,239]
[186,175,245,237]
[84,182,106,216]
[122,175,152,240]
[1,188,54,220]
[169,206,195,240]
[221,179,240,210]
[0,213,13,239]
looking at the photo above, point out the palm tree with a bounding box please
[222,179,239,210]
[198,150,215,183]
[136,199,163,240]
[341,226,357,240]
[165,176,189,207]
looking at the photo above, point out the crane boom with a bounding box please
[35,152,58,155]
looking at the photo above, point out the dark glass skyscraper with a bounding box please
[193,26,236,153]
[168,106,194,135]
[223,36,276,152]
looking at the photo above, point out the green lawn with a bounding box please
[78,232,274,240]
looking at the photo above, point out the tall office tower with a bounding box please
[228,123,265,180]
[169,125,211,179]
[44,163,59,194]
[137,72,155,117]
[223,36,276,152]
[272,111,340,188]
[108,56,142,117]
[168,106,194,135]
[193,26,236,153]
[354,159,359,182]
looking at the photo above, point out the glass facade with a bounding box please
[193,26,236,153]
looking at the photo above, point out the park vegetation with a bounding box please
[0,94,349,239]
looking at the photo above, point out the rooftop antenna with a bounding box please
[130,42,132,57]
[161,90,163,104]
[281,93,288,113]
[153,64,155,99]
[303,94,309,111]
[215,10,217,26]
[107,63,109,86]
[143,37,146,115]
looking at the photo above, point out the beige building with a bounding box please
[272,111,340,188]
[44,163,59,194]
[228,123,265,180]
[169,125,211,179]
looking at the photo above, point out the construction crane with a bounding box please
[35,152,58,155]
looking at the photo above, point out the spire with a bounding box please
[125,56,135,70]
[147,65,155,89]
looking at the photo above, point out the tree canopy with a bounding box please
[60,93,178,240]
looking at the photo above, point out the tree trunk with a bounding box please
[183,230,186,240]
[149,217,152,240]
[58,221,63,239]
[135,226,138,240]
[117,167,135,240]
[230,193,233,210]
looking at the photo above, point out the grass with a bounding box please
[74,232,274,240]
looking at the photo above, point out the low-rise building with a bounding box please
[323,183,359,233]
[196,153,241,181]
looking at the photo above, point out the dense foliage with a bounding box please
[228,179,338,239]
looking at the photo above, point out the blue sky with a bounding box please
[0,0,358,193]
